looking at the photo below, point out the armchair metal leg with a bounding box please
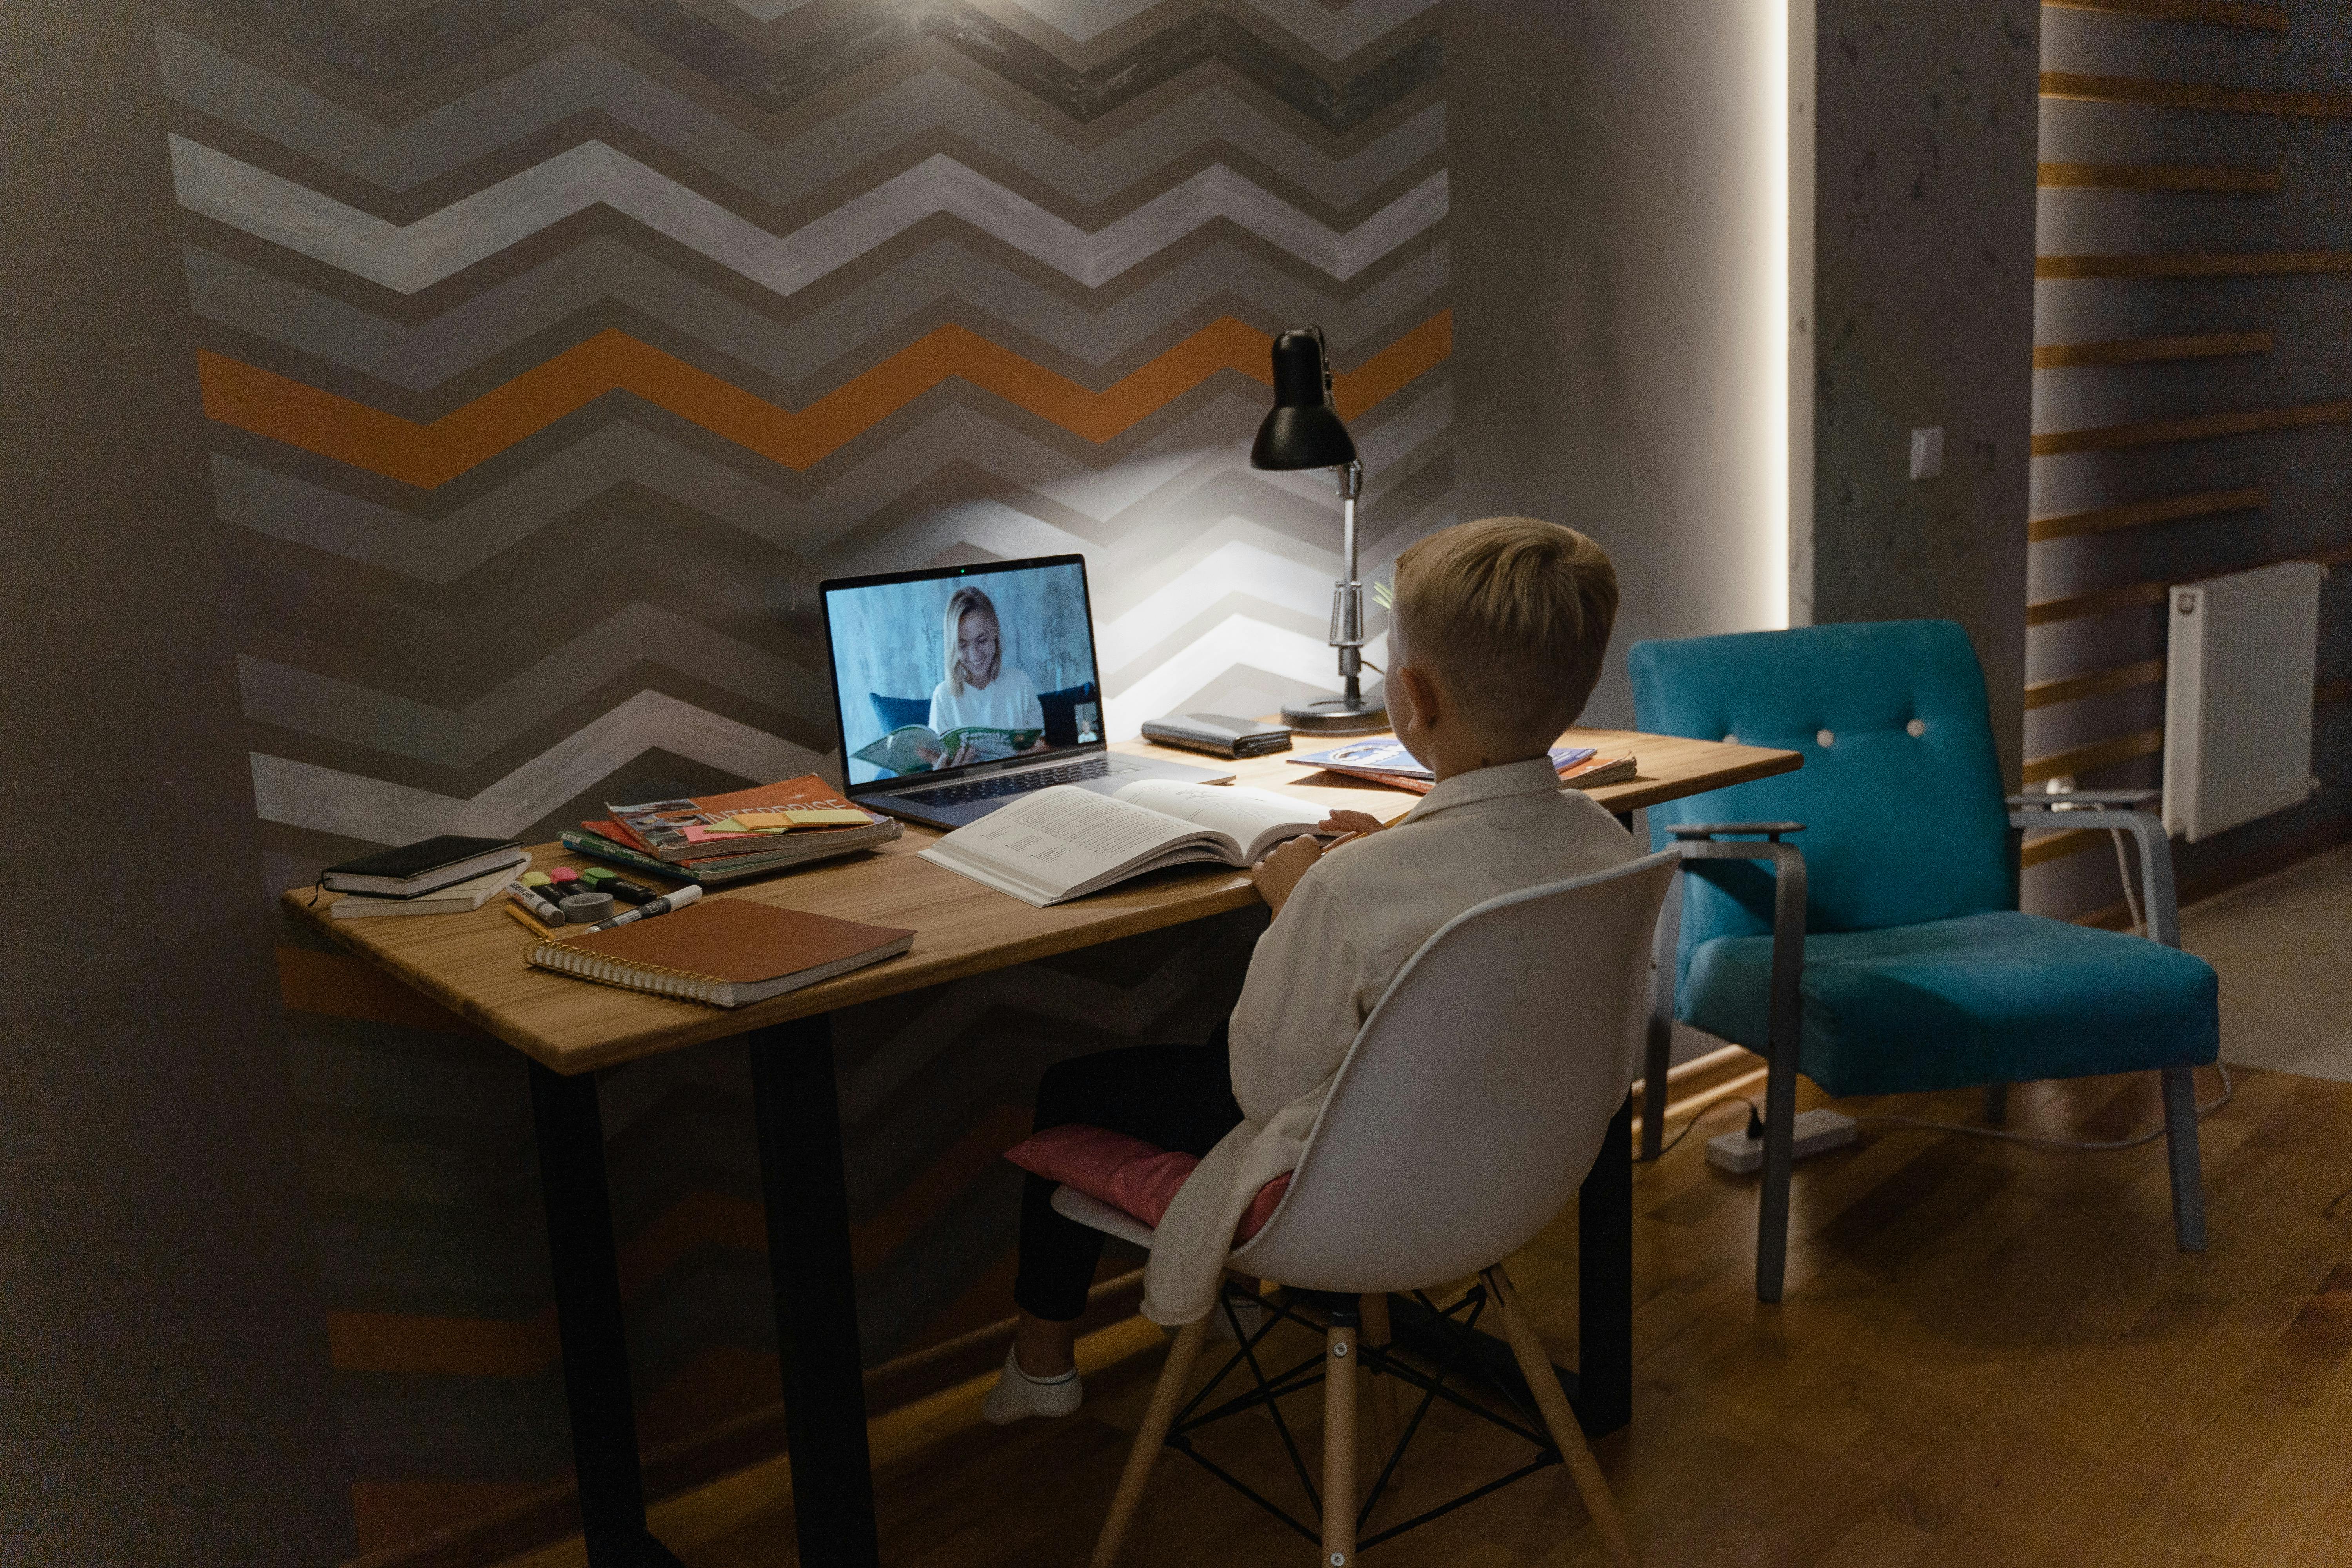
[1641,866,1683,1162]
[1090,1318,1209,1568]
[1482,1267,1640,1568]
[1640,1017,1672,1162]
[2160,1064,2208,1253]
[1754,1041,1799,1303]
[1982,1082,2010,1126]
[1322,1305,1359,1568]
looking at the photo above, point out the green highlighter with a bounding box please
[580,865,662,904]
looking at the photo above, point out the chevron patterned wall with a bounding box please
[156,0,1450,1553]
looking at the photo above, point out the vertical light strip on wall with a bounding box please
[1782,0,1814,630]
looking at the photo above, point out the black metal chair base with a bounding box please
[1161,1284,1571,1554]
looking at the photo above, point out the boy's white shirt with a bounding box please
[1140,755,1639,1325]
[928,665,1043,734]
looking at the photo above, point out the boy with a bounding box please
[987,517,1635,1423]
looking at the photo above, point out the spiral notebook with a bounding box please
[528,899,913,1007]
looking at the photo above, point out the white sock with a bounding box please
[982,1345,1084,1425]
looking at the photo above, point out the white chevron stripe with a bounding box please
[249,690,829,842]
[236,603,832,767]
[157,29,1443,211]
[169,135,1448,295]
[210,387,1442,579]
[1102,613,1386,737]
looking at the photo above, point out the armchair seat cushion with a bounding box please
[1679,911,2220,1098]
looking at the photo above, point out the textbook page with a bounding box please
[1112,780,1328,864]
[917,785,1235,906]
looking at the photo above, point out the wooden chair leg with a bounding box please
[1322,1309,1358,1568]
[1482,1267,1641,1568]
[1090,1318,1210,1568]
[2161,1063,2208,1253]
[1358,1293,1402,1481]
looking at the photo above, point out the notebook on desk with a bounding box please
[528,899,913,1008]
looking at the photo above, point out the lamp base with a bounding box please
[1280,693,1389,734]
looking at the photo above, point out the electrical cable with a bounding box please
[1639,1091,1762,1161]
[2111,830,2145,938]
[1856,1063,2232,1151]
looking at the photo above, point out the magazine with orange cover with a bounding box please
[602,775,888,862]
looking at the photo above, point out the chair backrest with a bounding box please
[868,691,931,734]
[1626,621,2013,970]
[1229,851,1679,1295]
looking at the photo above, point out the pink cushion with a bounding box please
[1004,1124,1292,1241]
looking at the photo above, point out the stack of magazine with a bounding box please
[563,775,900,886]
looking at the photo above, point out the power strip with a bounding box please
[1705,1109,1859,1174]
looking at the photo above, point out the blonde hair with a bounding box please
[1390,517,1619,749]
[941,585,1002,696]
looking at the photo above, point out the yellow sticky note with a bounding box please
[699,816,758,834]
[785,808,872,825]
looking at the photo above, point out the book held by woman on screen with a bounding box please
[918,781,1345,907]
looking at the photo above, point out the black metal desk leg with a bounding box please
[748,1015,880,1568]
[1575,1093,1635,1435]
[527,1062,683,1568]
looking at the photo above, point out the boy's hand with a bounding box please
[1316,809,1388,841]
[1251,834,1324,917]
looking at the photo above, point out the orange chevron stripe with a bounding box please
[198,312,1454,486]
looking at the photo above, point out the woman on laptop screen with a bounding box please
[924,585,1050,769]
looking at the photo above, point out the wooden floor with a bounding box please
[624,1063,2352,1568]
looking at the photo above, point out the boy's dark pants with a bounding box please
[1012,1022,1244,1323]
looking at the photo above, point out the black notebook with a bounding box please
[321,835,525,898]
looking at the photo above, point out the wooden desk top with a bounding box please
[281,727,1797,1074]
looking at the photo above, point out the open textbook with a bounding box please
[919,780,1339,906]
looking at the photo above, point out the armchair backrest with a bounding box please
[1627,621,2013,965]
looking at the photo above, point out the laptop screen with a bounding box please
[820,555,1105,789]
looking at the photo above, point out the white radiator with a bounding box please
[2163,561,2325,842]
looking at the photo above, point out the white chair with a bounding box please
[1056,850,1679,1568]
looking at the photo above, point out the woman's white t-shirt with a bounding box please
[928,666,1044,735]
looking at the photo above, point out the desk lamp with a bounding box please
[1250,327,1385,733]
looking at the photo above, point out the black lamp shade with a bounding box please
[1250,329,1357,470]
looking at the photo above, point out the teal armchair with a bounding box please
[1628,621,2218,1301]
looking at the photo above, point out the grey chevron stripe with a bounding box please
[159,28,1445,210]
[184,234,1446,392]
[209,385,1441,577]
[187,0,1445,128]
[249,689,833,842]
[973,0,1447,64]
[236,607,832,768]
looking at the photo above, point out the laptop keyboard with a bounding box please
[902,755,1132,806]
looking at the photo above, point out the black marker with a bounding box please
[582,883,703,933]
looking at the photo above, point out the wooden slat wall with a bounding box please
[2027,2,2351,902]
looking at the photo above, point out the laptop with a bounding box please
[819,554,1232,830]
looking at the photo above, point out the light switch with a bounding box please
[1909,426,1944,480]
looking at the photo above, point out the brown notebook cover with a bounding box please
[530,898,914,1005]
